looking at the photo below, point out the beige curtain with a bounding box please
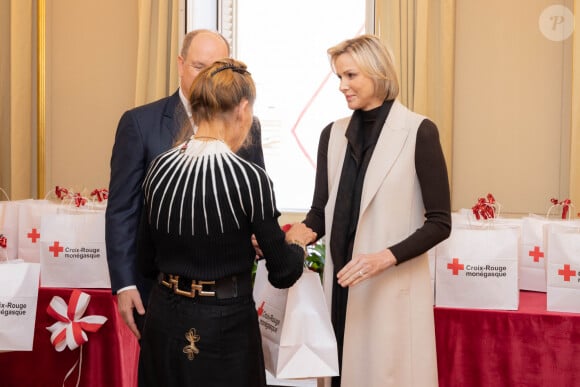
[375,0,455,176]
[0,0,33,200]
[134,0,180,106]
[0,1,10,196]
[571,0,579,207]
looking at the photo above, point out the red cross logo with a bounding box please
[558,264,576,282]
[528,246,544,262]
[49,241,64,258]
[27,228,40,243]
[447,258,465,275]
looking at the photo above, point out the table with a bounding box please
[5,289,578,386]
[0,287,139,387]
[434,291,580,387]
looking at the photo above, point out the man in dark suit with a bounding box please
[105,29,265,339]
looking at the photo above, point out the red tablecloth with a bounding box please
[435,291,580,387]
[5,289,579,386]
[0,287,139,387]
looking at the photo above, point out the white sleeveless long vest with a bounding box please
[320,100,438,387]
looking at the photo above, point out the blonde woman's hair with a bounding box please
[327,34,399,101]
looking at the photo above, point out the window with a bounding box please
[186,0,371,211]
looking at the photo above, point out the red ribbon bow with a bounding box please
[46,290,107,351]
[472,193,498,220]
[55,186,71,200]
[550,198,572,219]
[90,188,109,202]
[0,234,6,248]
[72,193,87,207]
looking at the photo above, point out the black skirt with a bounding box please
[138,283,267,387]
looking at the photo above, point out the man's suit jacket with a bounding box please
[105,90,264,302]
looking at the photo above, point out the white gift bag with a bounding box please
[17,200,59,263]
[0,262,41,351]
[435,224,520,310]
[519,196,577,293]
[546,223,580,313]
[520,216,549,292]
[39,212,111,288]
[253,260,339,379]
[519,215,559,292]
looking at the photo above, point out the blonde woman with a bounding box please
[303,35,451,387]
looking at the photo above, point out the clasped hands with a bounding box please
[251,222,316,259]
[284,222,317,249]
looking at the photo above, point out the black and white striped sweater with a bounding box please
[137,139,303,289]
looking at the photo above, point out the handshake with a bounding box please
[282,222,317,255]
[252,222,317,259]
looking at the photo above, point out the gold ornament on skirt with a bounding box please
[183,328,200,360]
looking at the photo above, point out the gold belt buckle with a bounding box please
[161,274,176,289]
[162,274,216,297]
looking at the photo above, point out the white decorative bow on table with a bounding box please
[46,289,108,386]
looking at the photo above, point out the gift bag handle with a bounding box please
[0,187,9,201]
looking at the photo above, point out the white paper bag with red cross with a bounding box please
[435,223,520,310]
[546,223,580,313]
[520,216,579,293]
[0,262,41,351]
[39,212,110,288]
[17,200,59,263]
[519,216,550,292]
[253,260,339,379]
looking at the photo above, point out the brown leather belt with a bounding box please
[158,272,251,299]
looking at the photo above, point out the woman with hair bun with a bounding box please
[136,58,316,387]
